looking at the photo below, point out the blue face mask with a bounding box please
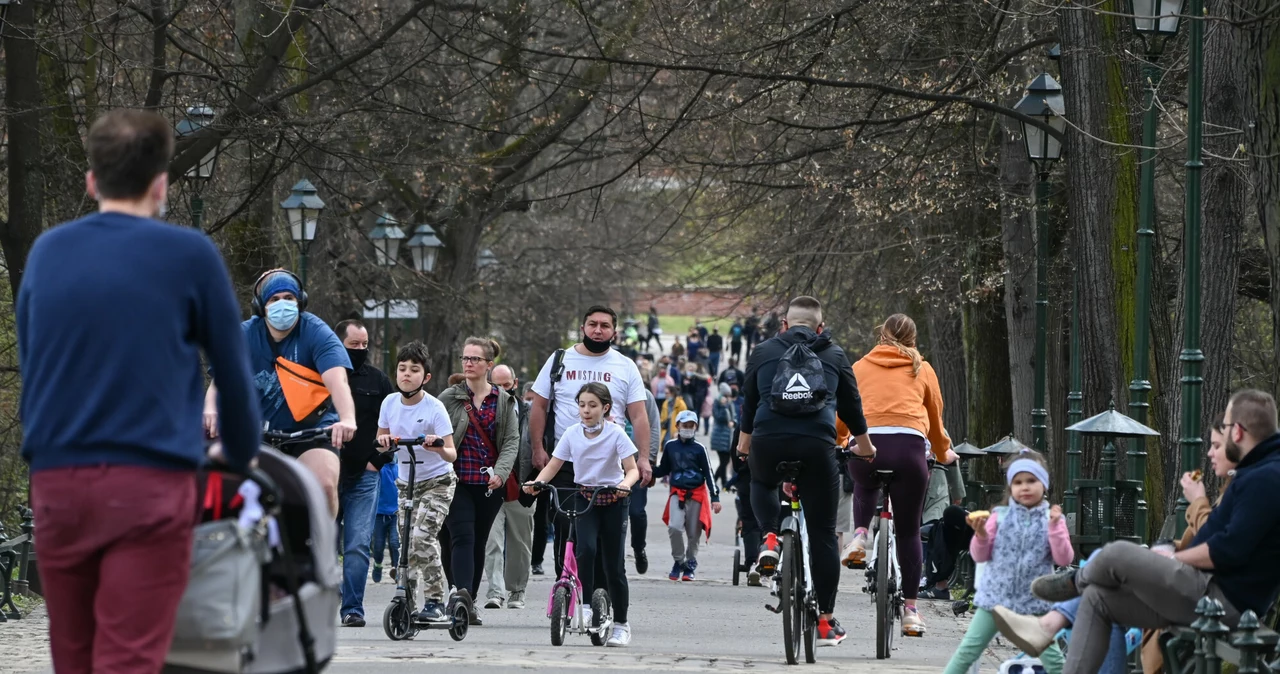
[266,299,299,331]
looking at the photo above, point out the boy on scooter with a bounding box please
[376,341,458,623]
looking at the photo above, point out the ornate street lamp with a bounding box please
[370,214,406,268]
[476,248,498,271]
[279,179,325,285]
[1128,0,1186,535]
[174,105,218,228]
[407,223,444,274]
[1015,73,1066,452]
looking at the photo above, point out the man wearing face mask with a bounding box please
[331,319,394,626]
[204,269,356,516]
[529,306,652,576]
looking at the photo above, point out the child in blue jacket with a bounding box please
[371,461,400,583]
[654,410,722,581]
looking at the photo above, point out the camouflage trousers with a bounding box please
[396,471,457,604]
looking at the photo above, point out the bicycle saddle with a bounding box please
[775,461,804,479]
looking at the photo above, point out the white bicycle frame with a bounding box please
[867,500,903,594]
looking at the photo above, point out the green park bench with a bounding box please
[0,505,38,622]
[1162,598,1280,674]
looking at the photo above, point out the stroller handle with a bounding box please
[526,483,630,518]
[203,460,283,513]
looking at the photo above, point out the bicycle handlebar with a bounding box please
[262,426,333,447]
[525,482,630,518]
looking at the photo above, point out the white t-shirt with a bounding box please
[377,392,454,482]
[552,422,637,487]
[532,346,647,444]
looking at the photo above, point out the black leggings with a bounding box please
[532,490,551,566]
[441,482,505,599]
[713,450,731,486]
[574,498,630,623]
[748,435,841,614]
[848,433,929,600]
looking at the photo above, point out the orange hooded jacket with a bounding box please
[837,344,951,462]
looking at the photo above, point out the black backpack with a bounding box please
[768,342,830,416]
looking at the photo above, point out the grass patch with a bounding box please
[658,315,737,339]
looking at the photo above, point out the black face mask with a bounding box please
[398,382,421,399]
[582,332,613,354]
[346,348,368,371]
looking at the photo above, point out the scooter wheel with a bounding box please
[449,600,470,641]
[383,599,413,641]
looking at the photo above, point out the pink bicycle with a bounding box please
[527,483,629,646]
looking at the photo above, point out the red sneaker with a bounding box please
[817,617,847,646]
[756,532,780,575]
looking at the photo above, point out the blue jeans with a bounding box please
[372,513,400,569]
[1055,597,1128,674]
[338,470,380,619]
[708,352,721,377]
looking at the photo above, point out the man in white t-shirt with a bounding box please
[529,305,652,574]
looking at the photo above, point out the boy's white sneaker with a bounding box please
[580,606,593,627]
[606,622,632,647]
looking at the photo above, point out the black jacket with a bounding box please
[707,334,724,353]
[1191,432,1280,616]
[341,362,394,486]
[740,325,867,445]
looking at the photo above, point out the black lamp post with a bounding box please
[371,214,406,367]
[279,179,325,286]
[1014,74,1066,452]
[1128,0,1186,538]
[174,105,218,229]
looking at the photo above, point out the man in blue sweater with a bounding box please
[1029,389,1280,674]
[18,109,261,674]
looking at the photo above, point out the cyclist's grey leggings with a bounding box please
[748,435,841,614]
[848,433,929,600]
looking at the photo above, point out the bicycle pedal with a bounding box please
[765,603,783,614]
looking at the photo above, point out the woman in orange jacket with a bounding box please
[840,314,958,638]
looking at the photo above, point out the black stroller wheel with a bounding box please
[733,549,742,586]
[383,599,413,641]
[449,600,469,641]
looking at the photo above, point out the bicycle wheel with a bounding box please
[802,589,816,663]
[780,531,801,665]
[550,585,569,646]
[733,549,742,586]
[875,529,893,659]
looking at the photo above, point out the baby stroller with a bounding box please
[165,445,340,674]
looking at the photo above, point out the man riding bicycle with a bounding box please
[738,296,876,647]
[204,269,356,514]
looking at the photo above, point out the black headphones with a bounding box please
[250,268,308,317]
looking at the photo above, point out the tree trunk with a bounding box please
[1057,8,1141,477]
[925,296,969,443]
[1,0,46,298]
[1242,0,1280,397]
[1000,78,1037,446]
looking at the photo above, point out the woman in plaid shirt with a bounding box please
[440,337,520,624]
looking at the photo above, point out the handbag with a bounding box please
[266,323,332,425]
[465,396,519,500]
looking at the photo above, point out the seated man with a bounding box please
[1027,389,1280,674]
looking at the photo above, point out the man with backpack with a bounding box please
[738,296,876,648]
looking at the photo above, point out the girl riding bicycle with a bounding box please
[525,382,640,647]
[943,448,1072,674]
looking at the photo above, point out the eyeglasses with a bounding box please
[1215,420,1247,433]
[460,356,490,365]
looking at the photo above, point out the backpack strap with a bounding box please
[542,349,567,450]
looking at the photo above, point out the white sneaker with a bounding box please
[507,592,525,609]
[606,622,632,647]
[841,531,869,568]
[484,597,504,609]
[580,606,593,627]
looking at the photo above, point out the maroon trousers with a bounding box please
[33,465,196,674]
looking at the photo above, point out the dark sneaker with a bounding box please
[817,617,847,646]
[756,533,780,576]
[682,559,697,582]
[919,585,951,600]
[1031,570,1079,603]
[531,563,544,576]
[635,548,649,575]
[418,601,447,624]
[470,611,484,626]
[371,564,383,583]
[390,567,397,582]
[669,561,684,581]
[341,613,365,627]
